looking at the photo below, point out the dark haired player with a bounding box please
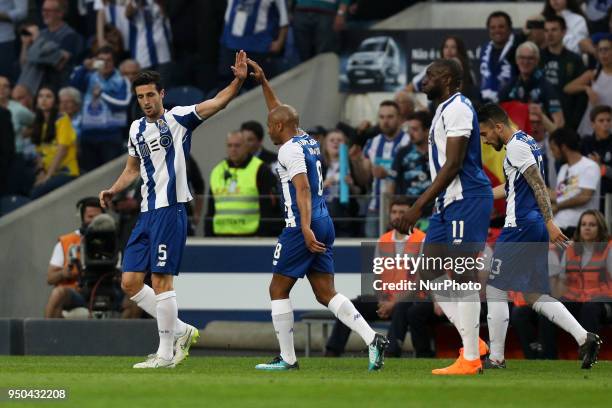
[248,59,389,371]
[478,103,602,370]
[395,59,493,375]
[99,51,248,368]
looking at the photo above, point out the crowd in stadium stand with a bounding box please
[1,0,606,358]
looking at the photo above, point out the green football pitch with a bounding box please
[0,356,610,407]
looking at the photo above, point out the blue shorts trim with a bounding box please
[122,204,188,275]
[488,221,550,293]
[272,216,335,279]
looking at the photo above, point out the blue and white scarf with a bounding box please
[480,33,515,102]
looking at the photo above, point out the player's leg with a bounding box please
[526,292,601,368]
[326,295,379,357]
[485,285,509,368]
[255,273,299,370]
[431,198,491,375]
[307,271,388,370]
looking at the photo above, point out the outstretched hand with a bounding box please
[231,50,248,81]
[546,220,570,250]
[247,58,266,84]
[393,205,422,235]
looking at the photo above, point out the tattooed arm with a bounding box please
[522,164,569,248]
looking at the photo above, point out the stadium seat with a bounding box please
[0,195,31,217]
[164,86,205,109]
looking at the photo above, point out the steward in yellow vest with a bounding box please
[210,155,264,235]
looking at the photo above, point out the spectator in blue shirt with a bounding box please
[0,0,27,79]
[218,0,289,87]
[70,46,131,172]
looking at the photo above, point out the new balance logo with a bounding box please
[157,261,166,267]
[353,313,362,321]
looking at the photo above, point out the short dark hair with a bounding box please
[76,197,103,221]
[240,120,264,141]
[434,59,463,91]
[590,105,612,122]
[477,103,510,126]
[545,15,567,31]
[132,70,163,93]
[549,128,581,152]
[390,196,411,210]
[487,11,513,29]
[407,111,432,130]
[379,100,400,113]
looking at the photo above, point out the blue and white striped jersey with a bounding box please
[503,131,545,227]
[128,105,203,212]
[276,134,328,228]
[95,0,171,68]
[429,92,492,210]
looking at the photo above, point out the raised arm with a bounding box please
[99,155,141,208]
[247,58,282,112]
[522,164,568,248]
[195,50,248,119]
[293,173,325,253]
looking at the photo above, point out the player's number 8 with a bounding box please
[316,160,323,196]
[273,243,282,260]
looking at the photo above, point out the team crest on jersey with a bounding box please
[157,119,169,134]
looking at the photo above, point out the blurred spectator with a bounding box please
[480,11,517,103]
[219,0,288,86]
[292,0,349,62]
[58,86,82,138]
[581,105,612,207]
[566,37,612,136]
[549,128,601,236]
[541,15,587,130]
[70,46,131,172]
[205,131,279,237]
[30,86,80,199]
[388,111,432,199]
[95,0,172,80]
[0,0,28,79]
[325,198,428,357]
[11,83,33,110]
[349,100,410,237]
[532,209,612,357]
[394,90,415,132]
[542,0,590,55]
[18,1,84,93]
[321,129,364,237]
[45,197,103,318]
[0,104,14,196]
[408,35,478,104]
[499,41,565,130]
[240,120,278,167]
[92,21,126,60]
[585,0,612,34]
[529,108,557,187]
[166,0,226,93]
[521,15,546,49]
[0,75,35,158]
[557,210,612,331]
[186,154,205,236]
[119,58,142,124]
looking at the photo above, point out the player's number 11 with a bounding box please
[451,220,464,239]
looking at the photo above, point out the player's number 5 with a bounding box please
[158,244,167,261]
